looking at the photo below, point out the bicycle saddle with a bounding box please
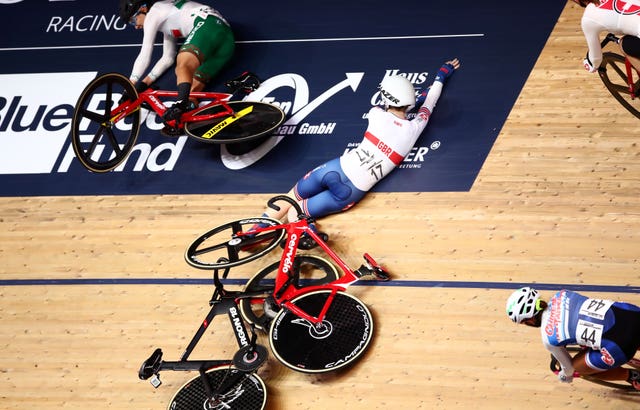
[139,348,163,380]
[225,71,261,93]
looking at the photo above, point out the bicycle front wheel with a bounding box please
[269,290,373,373]
[598,52,640,119]
[185,217,285,270]
[184,101,285,144]
[168,367,267,410]
[71,73,141,172]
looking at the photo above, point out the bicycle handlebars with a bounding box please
[601,33,619,48]
[267,195,310,222]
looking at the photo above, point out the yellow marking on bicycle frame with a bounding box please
[107,106,140,126]
[200,105,254,139]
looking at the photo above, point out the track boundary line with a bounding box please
[1,278,638,293]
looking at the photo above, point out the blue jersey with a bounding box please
[540,290,640,371]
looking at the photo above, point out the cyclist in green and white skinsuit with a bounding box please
[119,0,235,123]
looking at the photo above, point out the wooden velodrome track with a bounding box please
[2,3,640,409]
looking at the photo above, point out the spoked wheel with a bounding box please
[269,290,373,373]
[239,255,340,331]
[184,101,285,144]
[168,367,267,410]
[185,217,285,270]
[598,52,640,119]
[71,72,141,172]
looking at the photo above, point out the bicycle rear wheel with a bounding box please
[239,255,340,331]
[598,52,640,119]
[168,367,267,410]
[71,73,141,172]
[185,217,285,270]
[269,290,373,373]
[184,101,285,144]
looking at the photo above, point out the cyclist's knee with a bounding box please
[620,35,640,59]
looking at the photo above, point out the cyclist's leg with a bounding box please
[189,16,235,87]
[572,313,640,387]
[293,158,366,220]
[620,35,640,73]
[260,190,298,224]
[572,348,629,380]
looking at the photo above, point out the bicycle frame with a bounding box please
[111,88,233,128]
[623,58,638,99]
[235,218,371,326]
[139,264,267,388]
[601,33,640,99]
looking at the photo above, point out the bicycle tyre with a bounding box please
[184,101,285,144]
[239,255,340,331]
[185,217,285,270]
[598,52,640,119]
[168,367,267,410]
[269,290,373,373]
[71,72,141,172]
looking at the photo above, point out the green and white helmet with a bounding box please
[506,287,541,323]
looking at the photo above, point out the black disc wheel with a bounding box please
[269,290,373,373]
[168,367,267,410]
[185,101,285,144]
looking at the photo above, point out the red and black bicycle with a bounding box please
[71,72,285,172]
[184,195,391,373]
[597,33,640,119]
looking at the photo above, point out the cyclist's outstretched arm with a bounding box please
[580,18,604,72]
[546,342,575,383]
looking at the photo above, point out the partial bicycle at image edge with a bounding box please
[597,33,640,119]
[139,195,390,409]
[70,72,285,172]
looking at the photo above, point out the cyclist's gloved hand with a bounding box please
[135,81,149,93]
[557,368,573,383]
[435,62,456,83]
[118,82,149,105]
[583,53,596,73]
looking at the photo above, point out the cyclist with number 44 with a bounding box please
[573,0,640,73]
[119,0,236,134]
[507,287,640,390]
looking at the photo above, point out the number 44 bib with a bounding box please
[576,298,614,349]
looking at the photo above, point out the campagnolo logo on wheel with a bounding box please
[324,304,371,369]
